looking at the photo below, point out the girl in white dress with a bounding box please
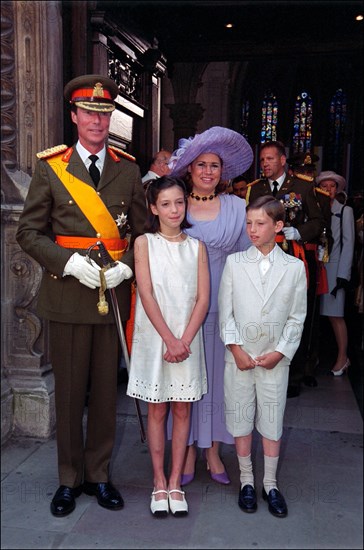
[127,176,209,516]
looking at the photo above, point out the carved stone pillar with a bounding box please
[165,103,205,147]
[1,207,55,440]
[164,62,207,146]
[1,0,63,443]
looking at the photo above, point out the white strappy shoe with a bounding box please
[331,358,350,376]
[168,489,188,516]
[150,489,169,517]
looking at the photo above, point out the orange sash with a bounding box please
[304,244,329,295]
[48,155,126,260]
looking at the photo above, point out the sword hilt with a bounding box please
[96,240,117,268]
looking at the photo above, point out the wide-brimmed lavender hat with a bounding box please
[169,126,254,181]
[316,171,347,194]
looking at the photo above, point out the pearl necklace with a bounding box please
[158,231,183,239]
[189,191,217,201]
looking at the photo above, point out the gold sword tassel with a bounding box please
[97,267,109,315]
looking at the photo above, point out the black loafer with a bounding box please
[303,375,318,387]
[262,488,288,518]
[50,485,82,517]
[287,384,300,398]
[238,484,257,513]
[83,481,124,510]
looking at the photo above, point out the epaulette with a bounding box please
[296,173,314,183]
[246,179,263,205]
[108,145,136,162]
[315,186,330,197]
[36,144,68,159]
[247,178,262,188]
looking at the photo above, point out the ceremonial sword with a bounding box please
[86,241,147,443]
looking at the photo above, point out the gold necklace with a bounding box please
[158,231,183,239]
[189,191,217,201]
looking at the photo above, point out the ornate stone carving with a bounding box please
[108,54,141,102]
[1,1,17,173]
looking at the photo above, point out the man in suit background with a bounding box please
[16,74,147,517]
[141,149,172,188]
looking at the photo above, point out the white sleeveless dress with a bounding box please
[127,233,207,403]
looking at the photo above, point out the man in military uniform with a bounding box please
[246,141,325,398]
[287,151,333,389]
[16,75,147,516]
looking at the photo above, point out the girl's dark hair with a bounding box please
[144,176,192,232]
[247,195,285,223]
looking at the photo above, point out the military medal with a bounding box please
[115,213,128,227]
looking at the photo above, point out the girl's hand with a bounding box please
[164,338,191,363]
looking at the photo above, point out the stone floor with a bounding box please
[1,310,363,549]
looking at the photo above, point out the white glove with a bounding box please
[103,261,133,289]
[63,252,101,289]
[282,227,301,241]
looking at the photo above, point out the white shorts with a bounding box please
[224,360,289,441]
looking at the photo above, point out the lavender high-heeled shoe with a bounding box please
[180,473,195,486]
[203,449,231,485]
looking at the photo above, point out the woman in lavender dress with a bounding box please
[168,127,253,484]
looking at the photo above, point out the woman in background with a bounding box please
[317,171,355,376]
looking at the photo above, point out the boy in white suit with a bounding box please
[218,196,307,517]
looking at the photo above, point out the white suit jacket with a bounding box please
[218,245,307,365]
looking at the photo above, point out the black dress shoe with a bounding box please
[287,384,300,398]
[50,485,82,517]
[262,488,288,518]
[238,484,257,513]
[83,481,124,510]
[303,375,318,387]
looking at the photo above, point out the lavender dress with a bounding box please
[169,194,251,447]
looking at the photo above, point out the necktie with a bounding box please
[89,155,100,186]
[272,180,279,197]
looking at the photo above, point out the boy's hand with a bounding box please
[255,351,284,370]
[230,344,256,371]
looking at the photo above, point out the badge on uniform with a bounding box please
[280,193,302,223]
[115,213,128,228]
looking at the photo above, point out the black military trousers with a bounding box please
[49,322,119,487]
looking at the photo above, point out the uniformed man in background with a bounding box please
[287,151,333,389]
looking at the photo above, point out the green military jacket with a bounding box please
[16,146,147,324]
[247,173,325,244]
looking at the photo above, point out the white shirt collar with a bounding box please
[268,173,286,191]
[76,141,106,171]
[257,245,278,275]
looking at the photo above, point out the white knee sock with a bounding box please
[263,455,279,493]
[237,454,254,489]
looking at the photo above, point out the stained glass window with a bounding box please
[327,88,347,172]
[292,91,313,152]
[261,91,278,142]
